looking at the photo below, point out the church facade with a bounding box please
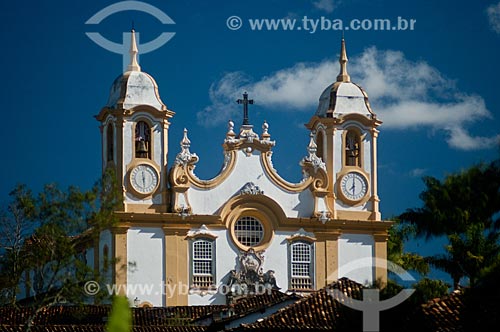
[94,31,390,307]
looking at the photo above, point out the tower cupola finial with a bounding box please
[336,38,350,82]
[127,29,141,72]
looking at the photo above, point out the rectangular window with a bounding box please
[290,242,314,290]
[191,239,214,288]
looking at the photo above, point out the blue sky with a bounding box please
[1,0,499,227]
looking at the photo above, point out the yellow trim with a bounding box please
[222,138,275,155]
[286,234,316,243]
[230,213,273,252]
[185,232,218,241]
[95,104,174,123]
[163,228,188,306]
[169,150,237,213]
[261,151,313,192]
[126,104,175,119]
[111,211,391,233]
[374,233,388,287]
[111,227,128,296]
[325,239,338,284]
[315,241,326,289]
[221,195,284,251]
[305,114,382,131]
[315,231,341,286]
[123,203,165,213]
[184,150,237,189]
[139,301,153,308]
[261,150,329,198]
[370,128,381,221]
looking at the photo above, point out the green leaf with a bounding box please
[106,296,132,332]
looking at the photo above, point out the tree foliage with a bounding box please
[0,168,120,308]
[399,160,500,289]
[387,222,430,276]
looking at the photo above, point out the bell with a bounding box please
[136,140,148,157]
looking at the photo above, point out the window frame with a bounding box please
[233,216,265,247]
[289,240,315,291]
[190,238,216,289]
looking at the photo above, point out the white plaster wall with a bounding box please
[362,133,372,176]
[334,133,343,174]
[123,121,133,172]
[264,231,299,290]
[127,227,165,306]
[153,124,162,168]
[338,234,374,285]
[188,150,314,218]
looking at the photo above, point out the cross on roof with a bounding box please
[237,92,254,126]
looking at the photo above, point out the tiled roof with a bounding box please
[133,306,224,325]
[197,289,300,326]
[226,289,299,316]
[421,290,464,332]
[4,280,477,332]
[237,277,364,331]
[0,305,223,326]
[0,326,208,332]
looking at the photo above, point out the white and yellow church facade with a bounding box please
[93,31,390,307]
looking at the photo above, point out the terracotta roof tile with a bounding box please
[421,290,464,332]
[0,326,208,332]
[0,305,223,327]
[238,277,363,330]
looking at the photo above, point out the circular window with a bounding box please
[234,216,264,247]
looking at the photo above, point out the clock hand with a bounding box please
[350,179,356,194]
[142,171,146,187]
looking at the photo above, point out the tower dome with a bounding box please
[316,39,375,119]
[106,30,166,111]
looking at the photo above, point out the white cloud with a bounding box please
[197,72,244,127]
[446,127,500,151]
[409,168,427,177]
[198,47,499,150]
[487,2,500,34]
[312,0,337,13]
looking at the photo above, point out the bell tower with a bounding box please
[306,38,382,221]
[96,30,175,212]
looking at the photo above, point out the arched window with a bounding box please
[316,131,324,161]
[135,121,151,159]
[103,245,109,273]
[345,130,361,167]
[191,239,215,288]
[289,241,314,290]
[106,124,114,162]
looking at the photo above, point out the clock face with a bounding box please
[340,172,368,202]
[130,164,159,195]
